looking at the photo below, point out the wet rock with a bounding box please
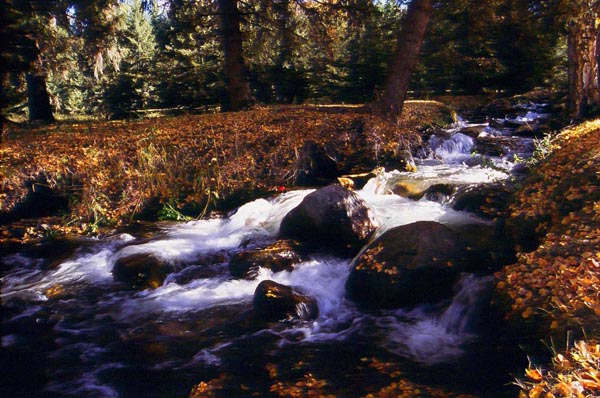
[228,239,304,279]
[421,126,452,141]
[386,149,417,172]
[345,221,467,309]
[505,215,545,253]
[279,185,379,255]
[294,141,338,186]
[172,264,225,285]
[459,125,487,138]
[252,280,319,322]
[112,253,173,289]
[475,136,520,157]
[423,183,457,203]
[510,162,529,177]
[514,123,542,137]
[20,236,93,270]
[454,223,516,272]
[390,181,430,200]
[450,183,512,220]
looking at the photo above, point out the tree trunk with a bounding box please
[372,0,432,122]
[26,72,54,123]
[218,0,251,112]
[26,37,54,123]
[567,3,600,120]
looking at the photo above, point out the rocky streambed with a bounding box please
[2,100,560,398]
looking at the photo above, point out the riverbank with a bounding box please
[0,102,454,244]
[2,96,599,397]
[494,119,600,397]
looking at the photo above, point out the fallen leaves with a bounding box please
[1,104,441,242]
[496,118,600,332]
[517,340,600,398]
[495,119,600,397]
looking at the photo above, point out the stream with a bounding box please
[1,106,550,397]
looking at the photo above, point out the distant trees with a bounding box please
[104,0,157,119]
[2,0,597,122]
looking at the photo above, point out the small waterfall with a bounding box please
[438,274,494,335]
[429,133,475,162]
[378,275,494,365]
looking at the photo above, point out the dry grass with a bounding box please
[517,339,600,398]
[1,102,454,242]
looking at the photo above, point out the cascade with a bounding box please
[1,105,549,398]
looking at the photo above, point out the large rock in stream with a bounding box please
[252,280,319,322]
[345,221,467,309]
[112,253,173,290]
[279,185,379,255]
[450,183,513,220]
[228,239,305,279]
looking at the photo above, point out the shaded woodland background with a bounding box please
[2,0,594,123]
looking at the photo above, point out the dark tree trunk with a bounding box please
[567,3,600,120]
[273,0,295,103]
[26,71,54,123]
[218,0,251,112]
[372,0,432,121]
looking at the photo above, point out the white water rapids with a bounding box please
[1,112,540,397]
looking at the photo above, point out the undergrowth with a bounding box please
[517,338,600,398]
[1,102,453,242]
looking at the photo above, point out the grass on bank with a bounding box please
[490,119,600,398]
[0,102,454,242]
[517,339,600,398]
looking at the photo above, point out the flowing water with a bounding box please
[1,109,545,397]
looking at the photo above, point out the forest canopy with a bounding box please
[0,0,596,122]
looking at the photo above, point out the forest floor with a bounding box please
[1,99,600,397]
[0,102,453,243]
[494,119,600,398]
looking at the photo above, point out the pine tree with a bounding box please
[105,0,157,119]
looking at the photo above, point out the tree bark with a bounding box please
[218,0,251,112]
[26,43,54,123]
[567,2,600,119]
[372,0,432,122]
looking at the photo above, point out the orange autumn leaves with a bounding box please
[495,119,600,331]
[2,103,451,242]
[518,340,600,398]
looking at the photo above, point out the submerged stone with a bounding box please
[112,253,172,290]
[252,280,319,322]
[228,239,304,279]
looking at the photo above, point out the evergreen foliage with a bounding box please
[0,0,590,120]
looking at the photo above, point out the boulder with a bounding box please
[112,253,172,289]
[459,125,487,138]
[228,240,304,279]
[279,185,379,255]
[475,136,519,157]
[294,141,338,186]
[386,149,417,172]
[390,181,429,200]
[252,280,319,322]
[423,183,457,203]
[450,183,512,220]
[454,223,516,272]
[514,123,542,137]
[345,221,467,309]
